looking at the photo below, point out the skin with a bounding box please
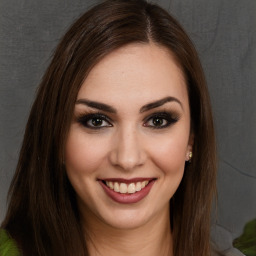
[65,43,193,256]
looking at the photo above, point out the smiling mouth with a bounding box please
[101,178,156,194]
[99,178,156,204]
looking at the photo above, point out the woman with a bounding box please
[0,0,216,255]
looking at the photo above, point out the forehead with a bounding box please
[78,43,188,109]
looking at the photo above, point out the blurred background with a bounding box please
[0,0,255,254]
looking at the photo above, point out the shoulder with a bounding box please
[0,229,20,256]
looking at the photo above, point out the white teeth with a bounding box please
[120,183,128,194]
[135,182,142,191]
[105,180,150,194]
[109,181,114,189]
[114,182,120,192]
[128,183,136,193]
[106,181,114,189]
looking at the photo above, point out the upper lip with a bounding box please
[98,177,156,184]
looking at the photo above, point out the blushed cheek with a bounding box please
[151,139,187,176]
[65,131,109,176]
[65,132,91,175]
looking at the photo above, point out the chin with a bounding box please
[100,208,156,230]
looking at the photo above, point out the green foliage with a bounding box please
[233,219,256,256]
[0,229,20,256]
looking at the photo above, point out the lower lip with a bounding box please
[99,180,155,204]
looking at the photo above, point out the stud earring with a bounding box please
[186,151,192,162]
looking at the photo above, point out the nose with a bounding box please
[109,126,146,171]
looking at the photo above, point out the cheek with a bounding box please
[65,128,108,176]
[149,133,188,176]
[64,129,111,206]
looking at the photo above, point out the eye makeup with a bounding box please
[76,112,113,129]
[143,111,180,129]
[75,108,180,131]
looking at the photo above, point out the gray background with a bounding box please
[0,0,255,253]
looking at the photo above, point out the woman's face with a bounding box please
[65,43,193,229]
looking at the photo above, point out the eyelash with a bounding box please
[76,111,179,130]
[77,113,113,129]
[143,112,179,129]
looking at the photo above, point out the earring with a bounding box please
[186,151,192,162]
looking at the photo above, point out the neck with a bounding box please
[81,206,173,256]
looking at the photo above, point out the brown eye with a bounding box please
[143,112,179,129]
[91,118,104,127]
[77,113,112,129]
[147,116,168,127]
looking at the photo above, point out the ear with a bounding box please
[185,133,194,161]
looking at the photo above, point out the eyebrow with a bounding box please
[75,96,183,113]
[76,99,117,113]
[139,96,183,113]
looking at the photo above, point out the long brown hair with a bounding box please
[1,0,216,255]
